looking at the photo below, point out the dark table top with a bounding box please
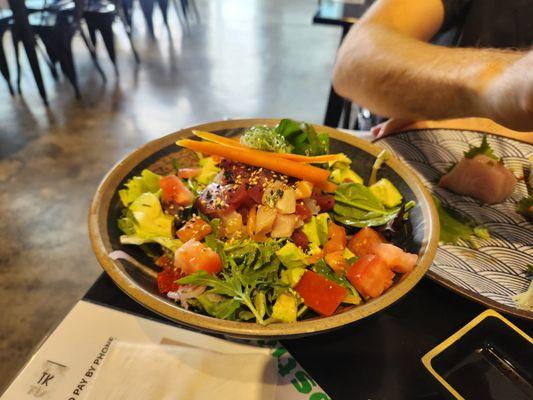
[313,0,375,28]
[84,273,533,400]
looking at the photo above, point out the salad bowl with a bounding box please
[89,119,439,338]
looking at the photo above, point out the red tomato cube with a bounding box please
[294,270,348,316]
[347,254,394,299]
[347,227,384,258]
[160,175,194,206]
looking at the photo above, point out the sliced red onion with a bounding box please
[303,198,320,215]
[108,250,157,278]
[167,285,206,310]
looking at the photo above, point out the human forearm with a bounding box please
[332,23,528,124]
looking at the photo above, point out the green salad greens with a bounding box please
[433,196,489,245]
[114,119,418,325]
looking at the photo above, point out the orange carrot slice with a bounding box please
[192,130,346,164]
[176,139,331,187]
[193,130,243,148]
[318,180,338,193]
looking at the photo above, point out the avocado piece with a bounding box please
[369,178,403,208]
[342,293,362,305]
[276,243,309,269]
[271,292,298,323]
[280,267,306,287]
[330,168,363,185]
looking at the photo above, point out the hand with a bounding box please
[483,51,533,132]
[371,118,413,139]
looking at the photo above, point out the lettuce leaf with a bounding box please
[196,294,241,320]
[118,169,161,207]
[119,235,182,252]
[118,192,178,251]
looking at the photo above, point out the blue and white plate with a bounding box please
[378,130,533,319]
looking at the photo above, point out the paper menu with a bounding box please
[1,301,330,400]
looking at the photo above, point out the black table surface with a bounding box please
[84,273,533,400]
[313,0,375,28]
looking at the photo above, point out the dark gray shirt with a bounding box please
[435,0,533,49]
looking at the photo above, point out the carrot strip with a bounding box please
[318,180,338,193]
[282,154,345,163]
[176,139,330,186]
[193,130,244,148]
[192,130,345,164]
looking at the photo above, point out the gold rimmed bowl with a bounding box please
[89,119,439,338]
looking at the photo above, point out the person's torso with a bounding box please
[433,0,533,49]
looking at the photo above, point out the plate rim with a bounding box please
[375,129,533,321]
[88,118,440,338]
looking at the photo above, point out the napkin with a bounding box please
[85,341,278,400]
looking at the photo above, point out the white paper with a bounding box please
[1,301,330,400]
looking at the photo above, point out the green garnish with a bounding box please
[434,196,490,245]
[240,125,293,153]
[516,195,533,221]
[463,136,499,160]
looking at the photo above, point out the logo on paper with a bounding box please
[27,360,68,398]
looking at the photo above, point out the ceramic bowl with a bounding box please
[89,119,439,338]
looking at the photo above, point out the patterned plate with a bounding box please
[378,130,532,319]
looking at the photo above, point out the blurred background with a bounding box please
[0,0,343,389]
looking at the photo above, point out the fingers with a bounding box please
[371,118,414,139]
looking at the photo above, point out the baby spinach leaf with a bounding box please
[275,119,329,156]
[334,183,386,213]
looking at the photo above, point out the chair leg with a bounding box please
[171,0,186,29]
[57,34,81,99]
[79,24,107,82]
[156,0,170,31]
[0,31,14,95]
[88,23,98,49]
[180,0,189,23]
[120,0,133,30]
[115,1,141,63]
[190,0,200,21]
[98,16,119,75]
[34,32,59,80]
[139,0,156,38]
[124,25,140,64]
[8,0,48,104]
[10,30,22,94]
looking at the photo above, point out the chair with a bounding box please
[84,0,140,72]
[13,0,107,99]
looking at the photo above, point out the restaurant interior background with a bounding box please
[0,0,341,388]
